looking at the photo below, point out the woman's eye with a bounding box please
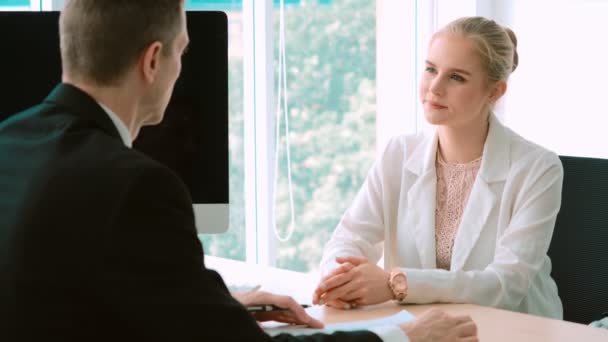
[450,74,465,82]
[425,66,436,73]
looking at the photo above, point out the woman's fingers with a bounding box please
[319,277,359,302]
[313,263,355,304]
[320,262,354,283]
[335,256,368,266]
[455,316,477,338]
[338,287,366,302]
[323,298,357,310]
[318,270,354,293]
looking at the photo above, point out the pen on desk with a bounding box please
[246,304,311,313]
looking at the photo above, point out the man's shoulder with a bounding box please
[71,137,176,189]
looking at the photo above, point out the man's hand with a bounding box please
[400,309,478,342]
[233,290,323,328]
[313,256,393,308]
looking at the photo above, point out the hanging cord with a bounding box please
[272,0,296,242]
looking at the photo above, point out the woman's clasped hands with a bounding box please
[312,256,396,309]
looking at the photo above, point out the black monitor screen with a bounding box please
[0,12,62,118]
[0,11,229,211]
[134,11,229,205]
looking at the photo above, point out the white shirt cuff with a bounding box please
[367,324,409,342]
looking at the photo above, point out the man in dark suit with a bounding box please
[0,1,478,341]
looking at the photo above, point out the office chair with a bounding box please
[547,155,608,324]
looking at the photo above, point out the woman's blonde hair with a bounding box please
[435,16,518,84]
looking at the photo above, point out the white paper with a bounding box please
[264,310,415,336]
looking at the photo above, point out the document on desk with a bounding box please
[264,310,415,336]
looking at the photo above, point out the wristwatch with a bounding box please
[388,268,408,301]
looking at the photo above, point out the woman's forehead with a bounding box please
[427,33,484,73]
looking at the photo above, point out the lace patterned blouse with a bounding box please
[435,152,482,270]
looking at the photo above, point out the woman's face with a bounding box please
[420,33,499,129]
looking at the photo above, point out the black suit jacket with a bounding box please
[0,84,382,342]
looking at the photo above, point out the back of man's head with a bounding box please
[59,0,184,87]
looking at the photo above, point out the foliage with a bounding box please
[202,0,376,272]
[274,0,376,271]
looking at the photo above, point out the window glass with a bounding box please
[0,0,30,9]
[186,1,247,261]
[272,0,376,272]
[506,0,608,159]
[0,0,29,5]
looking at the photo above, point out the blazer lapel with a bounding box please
[450,178,496,270]
[403,132,439,269]
[450,115,510,270]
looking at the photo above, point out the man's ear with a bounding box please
[140,41,163,83]
[489,80,507,104]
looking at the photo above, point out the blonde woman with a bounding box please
[313,16,563,319]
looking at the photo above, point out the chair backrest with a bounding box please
[548,155,608,324]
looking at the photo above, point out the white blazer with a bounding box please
[320,115,563,319]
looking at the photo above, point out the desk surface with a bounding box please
[205,256,608,342]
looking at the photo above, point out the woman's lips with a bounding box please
[426,100,447,109]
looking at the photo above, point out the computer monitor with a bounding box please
[0,11,229,234]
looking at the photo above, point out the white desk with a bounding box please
[205,256,608,342]
[205,255,319,304]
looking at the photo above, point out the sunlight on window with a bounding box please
[506,0,608,158]
[272,0,376,272]
[0,0,30,10]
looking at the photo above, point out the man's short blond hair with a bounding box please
[60,0,184,86]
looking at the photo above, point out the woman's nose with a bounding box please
[429,77,444,95]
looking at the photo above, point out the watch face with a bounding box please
[394,275,407,291]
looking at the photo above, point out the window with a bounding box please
[270,0,377,271]
[0,0,29,8]
[0,0,40,10]
[191,0,384,273]
[186,1,247,262]
[505,0,608,159]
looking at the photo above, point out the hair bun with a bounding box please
[503,27,518,72]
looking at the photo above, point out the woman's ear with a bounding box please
[489,80,507,104]
[140,41,163,83]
